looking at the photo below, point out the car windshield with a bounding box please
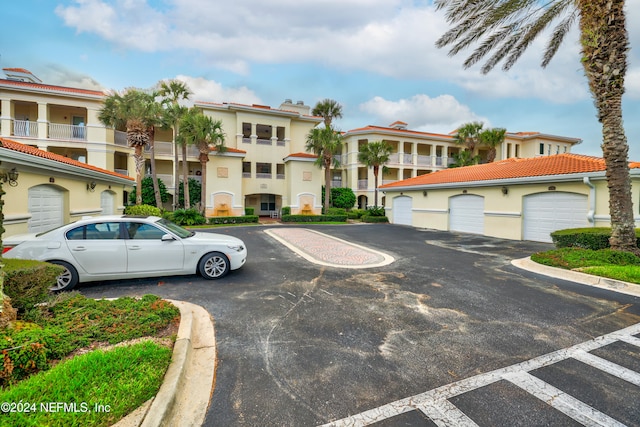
[156,218,195,238]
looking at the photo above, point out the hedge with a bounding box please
[281,215,348,223]
[208,215,259,225]
[550,227,640,250]
[361,215,389,223]
[2,259,64,312]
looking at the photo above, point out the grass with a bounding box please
[531,247,640,284]
[0,341,172,426]
[0,293,180,425]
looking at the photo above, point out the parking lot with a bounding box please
[80,224,640,426]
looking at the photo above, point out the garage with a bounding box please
[101,190,116,214]
[28,185,64,233]
[523,192,589,243]
[449,194,484,234]
[392,196,413,225]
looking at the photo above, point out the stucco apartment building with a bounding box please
[1,67,589,241]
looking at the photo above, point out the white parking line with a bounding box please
[320,322,640,427]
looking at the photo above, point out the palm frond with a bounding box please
[542,10,577,67]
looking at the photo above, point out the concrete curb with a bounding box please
[114,300,216,427]
[512,257,640,298]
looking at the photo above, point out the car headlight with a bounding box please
[227,244,245,252]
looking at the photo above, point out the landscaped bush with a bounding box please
[330,187,356,209]
[361,215,389,223]
[326,207,347,216]
[366,206,386,217]
[281,206,291,215]
[2,259,64,312]
[129,176,169,206]
[550,227,640,250]
[208,215,259,225]
[244,207,255,216]
[171,208,206,226]
[124,204,162,217]
[281,215,348,223]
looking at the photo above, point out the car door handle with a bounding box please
[128,245,142,250]
[72,246,87,251]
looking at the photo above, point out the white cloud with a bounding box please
[174,75,262,105]
[360,94,489,134]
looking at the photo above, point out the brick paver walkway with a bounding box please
[265,228,394,268]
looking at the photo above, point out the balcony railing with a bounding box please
[277,174,285,179]
[242,172,251,178]
[115,130,128,146]
[242,137,252,144]
[144,141,173,156]
[416,155,431,166]
[276,140,285,147]
[114,168,129,176]
[256,138,272,145]
[403,154,412,164]
[48,123,86,140]
[358,179,368,190]
[13,120,38,137]
[331,180,343,188]
[256,173,272,179]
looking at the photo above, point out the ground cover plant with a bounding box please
[531,247,640,284]
[0,293,179,425]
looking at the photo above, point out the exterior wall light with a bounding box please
[87,181,97,192]
[1,168,19,187]
[501,186,508,195]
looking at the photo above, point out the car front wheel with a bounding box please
[48,261,79,291]
[198,252,230,279]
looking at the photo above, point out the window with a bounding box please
[276,163,285,179]
[256,163,272,178]
[539,143,544,155]
[66,222,121,240]
[126,222,166,240]
[261,194,276,211]
[243,162,251,178]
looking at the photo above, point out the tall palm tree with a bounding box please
[454,121,484,154]
[358,140,393,207]
[306,127,343,213]
[99,89,157,205]
[158,80,192,210]
[178,108,226,212]
[146,91,167,209]
[435,0,637,253]
[312,99,343,129]
[479,127,507,163]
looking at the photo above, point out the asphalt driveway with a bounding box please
[79,224,640,426]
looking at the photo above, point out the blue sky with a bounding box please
[2,0,640,158]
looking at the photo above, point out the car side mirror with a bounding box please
[161,234,176,242]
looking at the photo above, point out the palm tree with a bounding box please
[454,121,484,154]
[448,149,481,168]
[306,127,343,213]
[358,141,393,208]
[312,99,343,129]
[178,108,225,212]
[146,92,166,209]
[99,89,157,205]
[479,127,507,163]
[435,0,637,252]
[158,80,192,209]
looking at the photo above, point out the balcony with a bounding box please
[256,138,272,145]
[13,120,38,137]
[48,123,86,141]
[358,179,368,190]
[331,180,343,188]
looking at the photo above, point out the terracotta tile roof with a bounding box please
[345,124,454,139]
[380,154,639,188]
[210,147,246,154]
[3,67,32,74]
[0,138,134,181]
[0,78,105,97]
[286,152,318,159]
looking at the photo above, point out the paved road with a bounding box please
[80,224,640,426]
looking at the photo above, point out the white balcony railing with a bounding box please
[403,154,412,164]
[358,179,368,190]
[48,123,87,140]
[416,155,431,166]
[144,141,173,156]
[256,138,272,145]
[256,173,272,179]
[331,180,343,188]
[115,130,128,146]
[388,153,400,164]
[13,120,38,137]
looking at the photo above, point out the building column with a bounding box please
[37,102,48,139]
[0,98,11,137]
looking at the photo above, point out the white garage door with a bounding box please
[523,192,588,242]
[393,196,413,226]
[101,190,115,215]
[449,194,484,234]
[28,185,64,233]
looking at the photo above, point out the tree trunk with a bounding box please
[133,145,145,205]
[182,143,190,209]
[173,125,180,210]
[373,165,379,207]
[579,0,637,253]
[324,154,332,213]
[199,153,208,214]
[148,127,163,209]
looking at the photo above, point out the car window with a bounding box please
[66,222,121,240]
[126,222,166,240]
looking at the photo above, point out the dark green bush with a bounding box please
[281,206,291,215]
[171,208,206,226]
[281,215,348,223]
[129,176,169,205]
[366,206,386,217]
[208,215,259,225]
[550,228,640,250]
[124,204,162,216]
[347,209,367,219]
[362,215,389,223]
[177,178,201,209]
[331,187,356,209]
[326,207,347,216]
[244,207,255,216]
[2,259,64,312]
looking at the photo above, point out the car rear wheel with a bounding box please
[49,261,79,291]
[198,252,230,279]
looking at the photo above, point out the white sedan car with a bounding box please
[2,215,247,291]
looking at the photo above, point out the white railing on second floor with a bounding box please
[48,123,86,140]
[156,173,173,188]
[403,154,412,164]
[114,168,129,176]
[144,141,173,156]
[331,180,343,188]
[416,155,431,166]
[387,153,400,164]
[13,120,38,137]
[115,130,128,146]
[256,173,272,179]
[358,179,368,190]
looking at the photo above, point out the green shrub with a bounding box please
[129,176,169,205]
[281,215,348,223]
[362,215,389,223]
[2,259,64,312]
[281,206,291,215]
[531,247,640,269]
[366,206,386,217]
[171,208,206,226]
[550,227,640,250]
[347,209,367,219]
[124,204,162,216]
[177,178,201,209]
[331,187,356,209]
[208,215,259,225]
[244,207,255,216]
[327,207,347,216]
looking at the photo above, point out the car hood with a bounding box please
[188,231,245,246]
